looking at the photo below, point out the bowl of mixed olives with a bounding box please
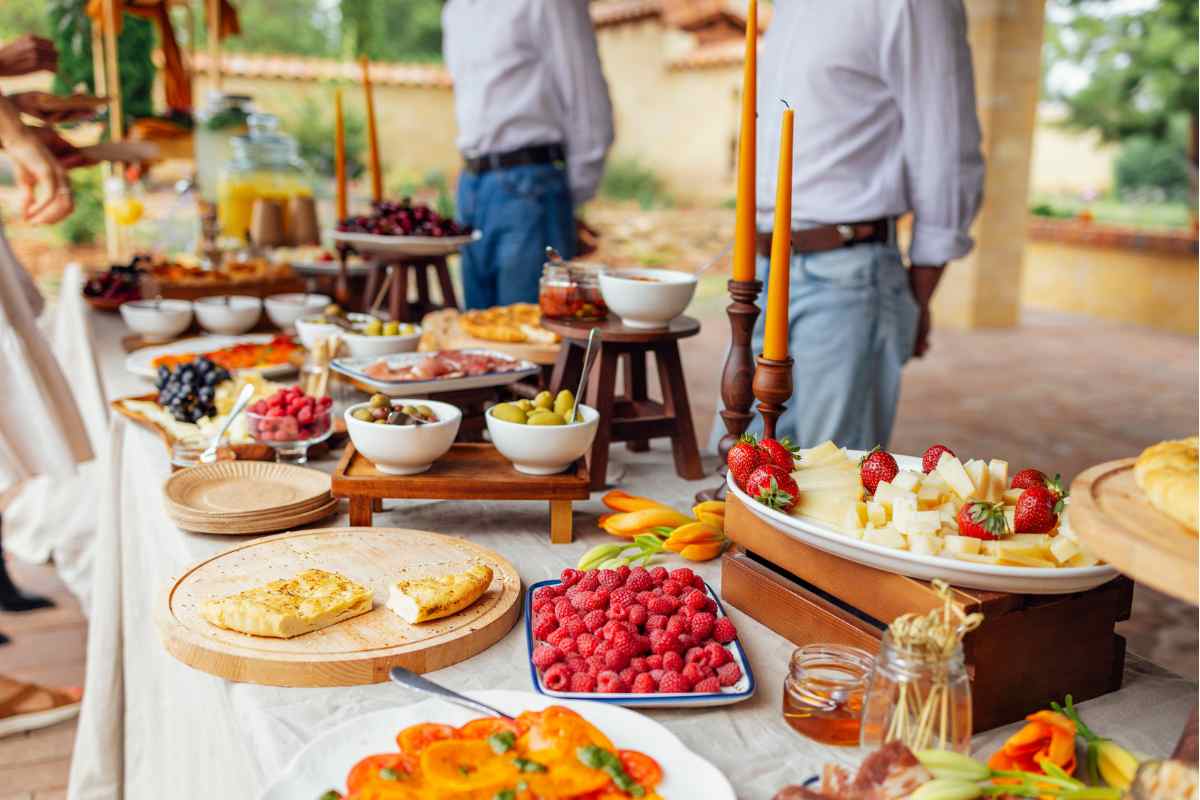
[344,394,461,475]
[296,305,421,357]
[486,389,598,475]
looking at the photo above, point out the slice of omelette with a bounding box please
[201,569,373,639]
[387,564,493,624]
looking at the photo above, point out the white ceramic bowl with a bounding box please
[193,295,262,335]
[295,312,421,357]
[119,299,193,342]
[486,404,599,475]
[264,293,331,330]
[599,268,698,329]
[344,399,461,475]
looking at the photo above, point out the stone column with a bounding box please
[932,0,1047,329]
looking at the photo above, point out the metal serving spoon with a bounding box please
[201,384,255,464]
[388,667,513,719]
[568,327,600,425]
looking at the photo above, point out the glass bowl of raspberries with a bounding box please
[525,565,754,707]
[246,386,334,464]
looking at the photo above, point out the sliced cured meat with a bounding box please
[360,350,523,383]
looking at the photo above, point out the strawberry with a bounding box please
[860,447,899,494]
[745,464,799,513]
[1014,485,1063,533]
[1011,468,1066,501]
[956,500,1009,541]
[759,437,798,472]
[921,444,955,474]
[726,434,765,489]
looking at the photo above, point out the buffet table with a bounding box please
[66,307,1197,800]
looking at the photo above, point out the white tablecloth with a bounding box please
[67,308,1197,800]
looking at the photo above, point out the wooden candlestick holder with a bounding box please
[695,278,762,503]
[751,354,794,441]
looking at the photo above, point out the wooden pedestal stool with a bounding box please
[543,316,704,490]
[358,255,460,321]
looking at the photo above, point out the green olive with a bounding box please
[400,405,419,416]
[351,408,373,422]
[533,390,553,410]
[553,390,575,419]
[516,399,534,412]
[490,403,528,424]
[369,394,391,409]
[528,411,566,426]
[416,404,434,417]
[323,303,342,316]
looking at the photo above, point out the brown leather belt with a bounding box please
[755,218,891,257]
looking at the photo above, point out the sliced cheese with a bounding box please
[988,460,1009,502]
[892,470,922,492]
[936,453,977,500]
[201,569,373,639]
[866,501,889,527]
[1003,488,1025,505]
[387,564,493,624]
[798,440,847,467]
[907,533,942,556]
[942,535,981,556]
[964,459,989,498]
[951,551,1002,565]
[794,490,861,526]
[917,484,943,510]
[1004,506,1016,534]
[1049,535,1081,564]
[843,502,868,533]
[897,510,940,535]
[863,526,907,550]
[873,481,916,510]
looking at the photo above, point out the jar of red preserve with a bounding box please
[539,262,607,321]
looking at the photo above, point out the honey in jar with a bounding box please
[782,644,874,746]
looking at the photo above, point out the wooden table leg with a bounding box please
[371,498,383,512]
[349,495,374,526]
[390,262,411,322]
[585,346,620,490]
[434,256,459,311]
[549,500,573,544]
[414,260,432,315]
[623,349,650,453]
[655,341,704,480]
[363,262,383,315]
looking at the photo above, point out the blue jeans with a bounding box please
[456,162,577,309]
[713,242,920,451]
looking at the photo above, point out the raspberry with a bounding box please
[665,615,686,636]
[585,588,610,611]
[593,640,608,658]
[611,628,637,649]
[569,590,593,612]
[534,587,557,605]
[619,666,637,686]
[678,633,696,650]
[576,632,597,657]
[630,657,649,673]
[554,598,576,621]
[625,570,654,592]
[693,676,721,693]
[669,567,696,586]
[596,670,627,693]
[649,668,665,683]
[532,643,563,669]
[635,634,652,654]
[586,655,604,675]
[569,671,597,692]
[682,662,711,686]
[543,662,570,690]
[609,587,637,608]
[596,569,623,591]
[647,595,678,615]
[704,642,731,667]
[649,566,669,584]
[659,670,690,693]
[645,613,668,631]
[662,651,684,672]
[683,589,708,612]
[601,620,628,641]
[532,596,553,614]
[546,628,571,649]
[546,583,567,597]
[606,604,629,622]
[690,612,716,641]
[617,565,631,582]
[564,617,586,638]
[627,604,648,627]
[645,654,663,670]
[565,655,587,674]
[632,672,656,693]
[649,630,679,655]
[583,610,606,632]
[691,573,707,590]
[703,598,718,613]
[717,661,743,687]
[578,572,600,591]
[557,636,578,655]
[713,617,738,644]
[604,647,631,671]
[533,614,558,640]
[662,579,684,597]
[677,605,694,621]
[560,568,583,587]
[685,646,708,666]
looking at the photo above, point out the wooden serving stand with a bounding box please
[722,494,1133,732]
[332,443,590,543]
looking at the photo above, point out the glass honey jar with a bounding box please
[782,644,874,746]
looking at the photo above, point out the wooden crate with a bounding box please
[722,495,1132,732]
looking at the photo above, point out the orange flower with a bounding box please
[988,710,1078,776]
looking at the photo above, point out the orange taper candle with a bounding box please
[731,0,757,282]
[334,89,347,222]
[360,56,383,203]
[762,104,794,361]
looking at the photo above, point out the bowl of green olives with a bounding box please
[486,389,598,475]
[344,394,461,475]
[296,306,421,357]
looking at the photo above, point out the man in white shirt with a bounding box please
[442,0,614,309]
[744,0,985,449]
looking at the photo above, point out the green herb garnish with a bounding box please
[378,767,403,781]
[318,791,341,800]
[513,757,548,773]
[488,730,517,754]
[492,791,516,800]
[577,745,644,797]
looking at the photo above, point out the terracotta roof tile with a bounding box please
[667,37,755,70]
[191,52,452,89]
[591,0,662,28]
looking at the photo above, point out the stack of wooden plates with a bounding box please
[163,461,338,534]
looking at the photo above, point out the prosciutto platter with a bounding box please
[331,349,540,396]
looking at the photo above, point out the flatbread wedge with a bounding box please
[387,564,493,624]
[1134,436,1198,534]
[201,569,373,639]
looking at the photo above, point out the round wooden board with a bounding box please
[156,527,523,686]
[1069,458,1198,605]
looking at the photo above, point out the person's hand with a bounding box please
[0,35,58,78]
[26,124,94,170]
[8,91,108,124]
[907,264,944,359]
[575,217,600,257]
[6,124,74,224]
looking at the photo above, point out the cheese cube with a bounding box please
[896,509,940,535]
[863,526,907,550]
[964,459,989,497]
[1004,506,1016,533]
[892,470,922,492]
[952,551,1002,565]
[1049,535,1081,564]
[1003,488,1025,505]
[799,441,847,467]
[936,453,977,500]
[980,540,999,557]
[938,504,959,524]
[1011,533,1051,548]
[988,460,1009,502]
[843,502,868,533]
[996,539,1049,560]
[907,533,943,556]
[866,501,888,526]
[922,472,949,493]
[873,481,916,509]
[940,521,960,537]
[942,535,981,556]
[1066,551,1100,568]
[917,484,943,510]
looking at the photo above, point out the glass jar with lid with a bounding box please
[195,92,254,203]
[217,113,313,243]
[782,644,874,746]
[539,261,608,322]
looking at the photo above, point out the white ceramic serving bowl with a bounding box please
[486,403,599,475]
[119,299,193,342]
[344,398,461,475]
[193,295,263,335]
[264,292,331,330]
[599,268,698,329]
[295,312,421,357]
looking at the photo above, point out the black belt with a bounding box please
[464,143,566,175]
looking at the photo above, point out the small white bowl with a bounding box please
[344,399,461,475]
[265,293,331,330]
[296,312,421,357]
[486,404,599,475]
[119,299,193,342]
[599,268,698,329]
[194,295,262,335]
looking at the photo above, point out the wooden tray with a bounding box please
[722,494,1132,732]
[1069,458,1199,605]
[156,527,522,686]
[112,394,275,463]
[420,309,561,366]
[332,442,590,543]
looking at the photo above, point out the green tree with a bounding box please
[339,0,443,62]
[0,0,50,41]
[187,0,339,59]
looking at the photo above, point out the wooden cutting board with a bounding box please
[1069,458,1198,605]
[157,527,522,686]
[419,309,561,365]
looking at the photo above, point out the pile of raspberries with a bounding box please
[530,565,743,694]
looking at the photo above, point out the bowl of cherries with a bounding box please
[330,198,480,257]
[245,387,333,464]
